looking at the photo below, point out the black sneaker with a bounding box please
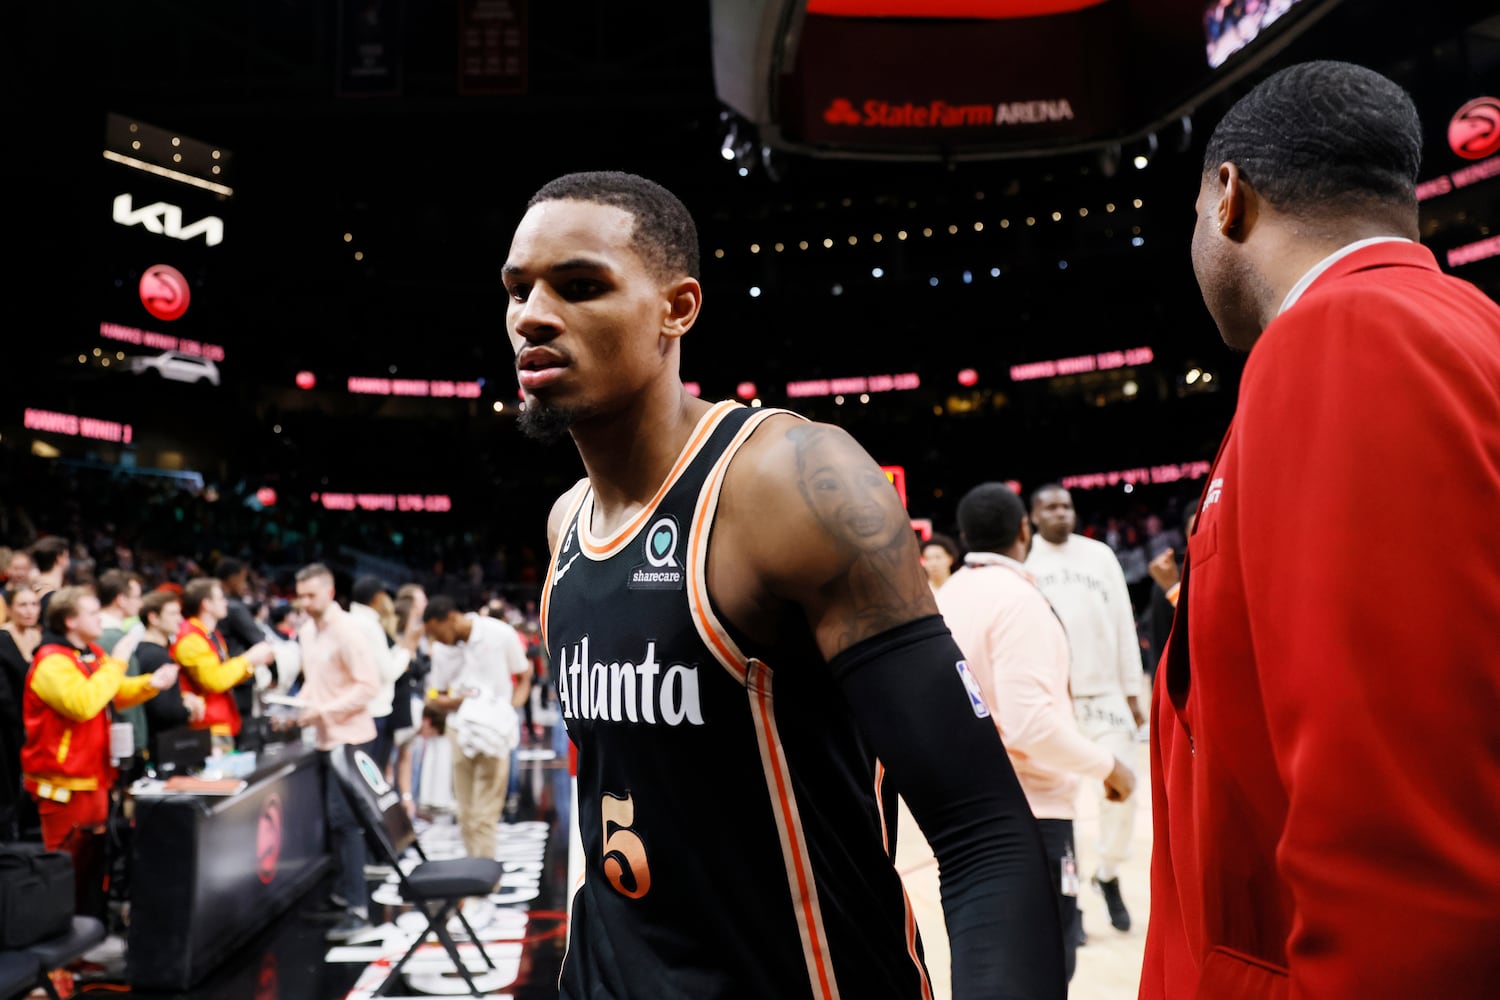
[1093,875,1131,932]
[325,911,371,942]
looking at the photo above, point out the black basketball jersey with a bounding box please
[542,400,932,1000]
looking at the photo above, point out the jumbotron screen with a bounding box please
[1204,0,1309,68]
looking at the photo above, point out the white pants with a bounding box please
[1073,692,1136,870]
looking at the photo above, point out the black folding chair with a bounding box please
[327,745,504,998]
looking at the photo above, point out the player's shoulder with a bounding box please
[730,411,878,482]
[546,477,591,551]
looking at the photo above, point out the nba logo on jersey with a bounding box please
[954,660,991,719]
[628,515,685,591]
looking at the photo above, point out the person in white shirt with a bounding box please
[422,595,531,862]
[938,482,1136,981]
[1025,483,1145,936]
[350,577,405,775]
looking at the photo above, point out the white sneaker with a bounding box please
[83,933,127,965]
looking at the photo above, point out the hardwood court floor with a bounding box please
[895,735,1154,1000]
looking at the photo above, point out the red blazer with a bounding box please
[1142,242,1500,999]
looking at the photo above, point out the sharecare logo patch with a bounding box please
[823,97,1075,129]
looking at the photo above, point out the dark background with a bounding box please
[6,0,1497,583]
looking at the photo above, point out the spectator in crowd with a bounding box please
[938,482,1137,982]
[96,569,147,754]
[349,576,405,775]
[1027,483,1145,938]
[4,549,35,600]
[0,584,43,839]
[920,532,960,593]
[31,536,71,616]
[215,558,270,718]
[290,563,381,942]
[423,595,531,879]
[135,590,205,748]
[171,577,276,754]
[388,584,429,798]
[21,586,177,913]
[1143,60,1500,999]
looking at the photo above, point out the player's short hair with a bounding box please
[140,590,180,629]
[422,594,460,624]
[180,577,219,618]
[528,171,700,281]
[96,569,140,608]
[214,557,247,581]
[958,483,1029,554]
[295,563,334,585]
[45,585,95,635]
[1203,60,1421,214]
[351,576,387,607]
[30,537,70,574]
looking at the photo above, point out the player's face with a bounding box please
[920,544,952,581]
[157,600,183,637]
[69,596,105,643]
[504,200,680,437]
[425,614,459,647]
[9,587,39,628]
[1031,489,1076,544]
[1190,171,1262,352]
[295,577,335,618]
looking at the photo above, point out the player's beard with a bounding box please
[517,399,580,442]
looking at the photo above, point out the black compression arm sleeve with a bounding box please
[829,614,1065,1000]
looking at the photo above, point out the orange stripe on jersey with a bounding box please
[578,400,740,559]
[748,660,842,1000]
[874,760,890,854]
[540,486,591,647]
[685,407,798,685]
[902,885,934,1000]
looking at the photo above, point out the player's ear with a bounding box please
[661,276,702,341]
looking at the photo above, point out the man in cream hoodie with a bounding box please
[1026,484,1146,937]
[938,482,1136,981]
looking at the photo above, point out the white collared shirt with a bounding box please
[1278,236,1412,315]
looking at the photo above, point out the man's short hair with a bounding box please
[1203,60,1421,214]
[96,569,141,608]
[528,171,700,281]
[44,585,94,635]
[214,557,247,581]
[180,577,218,618]
[295,563,334,585]
[30,537,70,574]
[958,483,1029,554]
[1029,483,1066,512]
[351,576,387,607]
[422,594,460,624]
[140,590,179,629]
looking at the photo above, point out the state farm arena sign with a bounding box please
[780,5,1122,152]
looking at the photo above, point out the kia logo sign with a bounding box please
[257,793,283,885]
[139,264,191,322]
[1450,97,1500,161]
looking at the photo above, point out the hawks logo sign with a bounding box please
[1449,97,1500,161]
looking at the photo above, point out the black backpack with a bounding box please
[0,842,74,948]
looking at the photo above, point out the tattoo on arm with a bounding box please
[787,425,932,652]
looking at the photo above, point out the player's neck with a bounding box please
[573,386,714,527]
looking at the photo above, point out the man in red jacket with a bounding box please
[1142,61,1500,1000]
[23,584,179,905]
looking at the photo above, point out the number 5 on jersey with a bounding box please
[602,792,652,899]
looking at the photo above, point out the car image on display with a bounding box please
[126,350,221,387]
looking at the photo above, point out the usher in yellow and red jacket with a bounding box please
[170,617,253,737]
[22,641,158,799]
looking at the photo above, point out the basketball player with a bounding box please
[510,171,1063,999]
